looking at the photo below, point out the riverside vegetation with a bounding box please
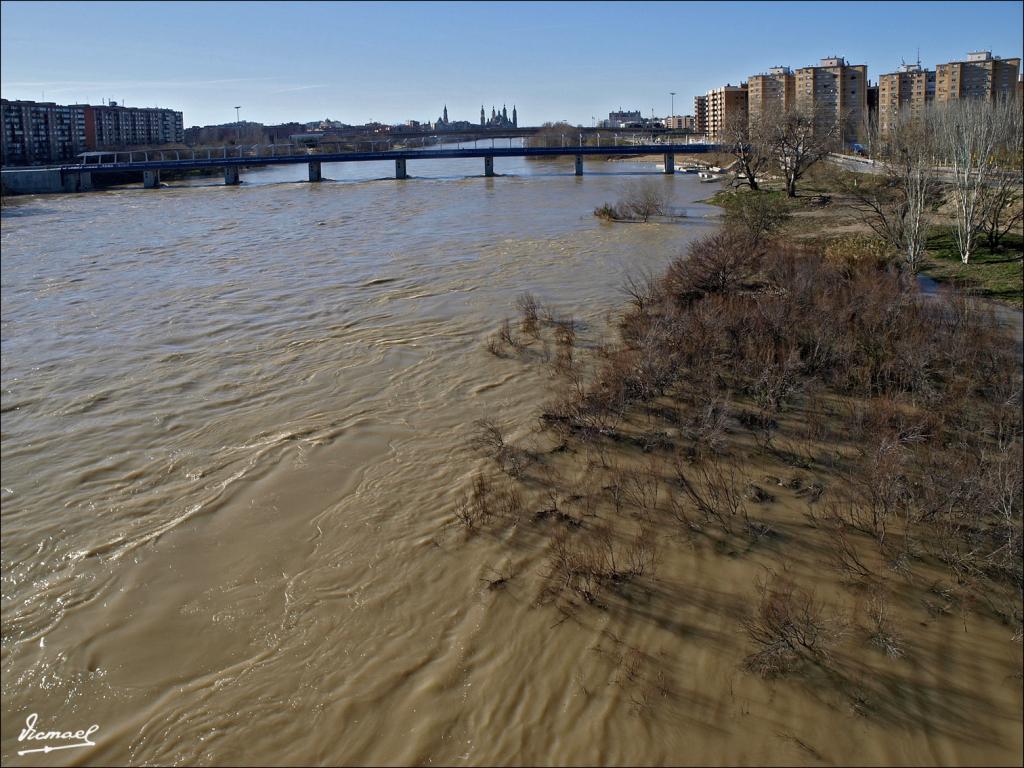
[461,190,1022,755]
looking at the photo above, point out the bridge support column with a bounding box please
[308,161,322,182]
[663,153,675,174]
[143,170,160,189]
[395,158,407,179]
[224,166,240,185]
[575,155,583,176]
[484,156,494,177]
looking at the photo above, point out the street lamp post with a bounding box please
[670,92,675,126]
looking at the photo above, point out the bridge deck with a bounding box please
[61,144,717,175]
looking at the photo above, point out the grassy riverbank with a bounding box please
[702,167,1024,308]
[920,228,1024,308]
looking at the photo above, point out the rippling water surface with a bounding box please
[2,153,720,765]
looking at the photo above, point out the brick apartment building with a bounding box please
[693,95,708,135]
[876,51,1019,135]
[1,99,184,166]
[700,84,748,140]
[747,66,795,121]
[935,50,1020,102]
[794,57,869,142]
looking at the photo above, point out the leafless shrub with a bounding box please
[865,592,904,658]
[469,418,532,478]
[721,191,791,246]
[517,292,543,338]
[552,316,577,347]
[743,574,843,677]
[481,564,515,591]
[624,526,659,577]
[684,398,730,458]
[674,454,751,536]
[825,515,876,583]
[498,317,520,349]
[667,229,764,299]
[486,334,509,357]
[622,270,662,313]
[544,524,659,607]
[454,473,493,532]
[618,180,673,222]
[750,348,805,415]
[618,462,663,519]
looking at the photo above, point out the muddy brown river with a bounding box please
[3,152,1022,767]
[2,154,708,765]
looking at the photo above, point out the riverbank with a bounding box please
[467,223,1023,765]
[701,167,1024,308]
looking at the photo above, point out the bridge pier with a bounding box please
[224,166,240,185]
[663,153,675,174]
[484,156,494,177]
[575,155,583,176]
[308,161,322,182]
[395,158,407,179]
[70,171,93,192]
[143,170,160,189]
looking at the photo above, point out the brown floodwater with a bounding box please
[2,153,1021,767]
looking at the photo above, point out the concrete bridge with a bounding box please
[50,142,720,191]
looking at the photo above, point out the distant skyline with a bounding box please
[2,1,1022,127]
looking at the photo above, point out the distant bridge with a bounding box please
[58,142,721,189]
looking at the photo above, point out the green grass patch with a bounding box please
[700,188,801,209]
[921,227,1023,307]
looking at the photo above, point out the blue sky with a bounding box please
[2,1,1021,128]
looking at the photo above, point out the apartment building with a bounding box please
[1,99,184,166]
[935,51,1020,102]
[747,66,795,120]
[664,115,696,130]
[703,84,748,140]
[794,56,868,142]
[1,100,87,166]
[85,101,184,149]
[877,63,936,134]
[693,95,708,135]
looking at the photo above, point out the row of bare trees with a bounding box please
[721,98,1023,266]
[855,97,1022,268]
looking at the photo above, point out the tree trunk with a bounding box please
[786,177,797,197]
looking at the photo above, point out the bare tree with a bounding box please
[619,180,673,222]
[933,98,1020,263]
[979,100,1024,251]
[850,106,940,273]
[720,110,771,191]
[764,104,843,198]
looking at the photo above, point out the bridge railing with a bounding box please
[69,136,714,169]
